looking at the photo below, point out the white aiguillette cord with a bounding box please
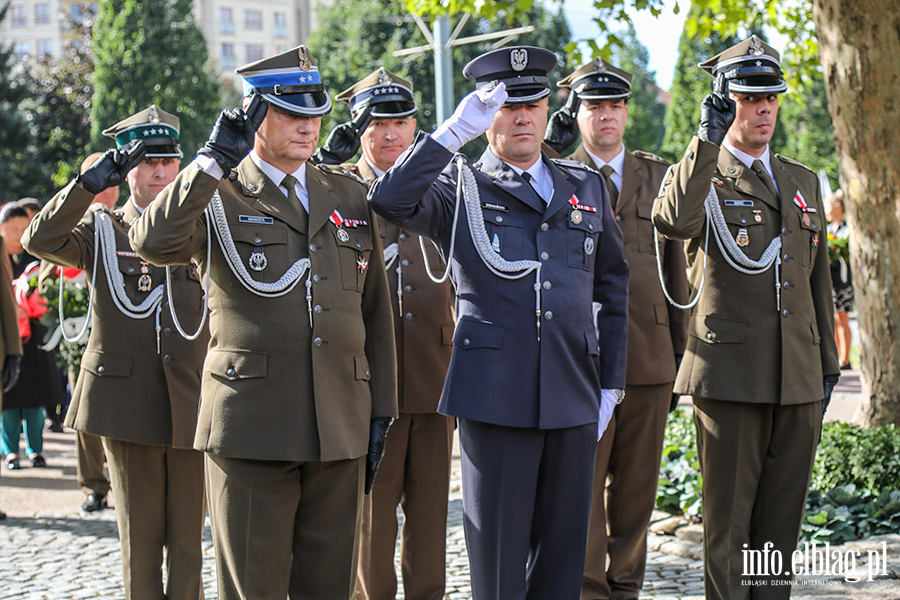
[420,157,544,340]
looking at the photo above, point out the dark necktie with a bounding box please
[282,173,309,224]
[599,165,619,209]
[521,171,545,203]
[751,159,779,201]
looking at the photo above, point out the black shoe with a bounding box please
[0,510,6,520]
[30,454,48,468]
[82,493,107,512]
[840,362,853,371]
[48,421,64,433]
[5,455,19,470]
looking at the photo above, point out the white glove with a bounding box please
[432,82,508,153]
[598,389,617,441]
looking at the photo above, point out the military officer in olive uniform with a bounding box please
[546,58,689,600]
[129,46,397,600]
[23,107,209,600]
[320,69,456,600]
[651,36,840,599]
[369,46,629,600]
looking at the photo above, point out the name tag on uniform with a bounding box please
[724,200,755,207]
[482,202,508,212]
[239,215,274,225]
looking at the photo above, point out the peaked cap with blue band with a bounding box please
[699,35,787,95]
[336,68,417,119]
[463,46,558,103]
[101,105,182,158]
[237,45,332,117]
[558,57,633,101]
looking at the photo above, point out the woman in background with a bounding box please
[826,190,854,370]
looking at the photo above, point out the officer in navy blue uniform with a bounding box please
[369,46,629,600]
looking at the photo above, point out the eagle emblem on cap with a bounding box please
[593,57,607,74]
[298,46,312,72]
[378,68,392,85]
[749,35,764,56]
[148,105,160,125]
[510,48,528,72]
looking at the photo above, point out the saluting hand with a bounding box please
[697,75,735,146]
[77,140,147,195]
[199,93,268,173]
[312,102,374,165]
[544,90,581,154]
[432,82,508,153]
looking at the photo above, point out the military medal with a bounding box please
[811,233,819,249]
[357,255,369,273]
[138,262,153,292]
[712,177,725,187]
[337,228,350,243]
[584,237,595,256]
[249,247,267,271]
[571,209,583,225]
[801,212,812,228]
[736,228,750,247]
[753,210,762,223]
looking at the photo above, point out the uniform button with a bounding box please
[589,224,594,230]
[615,215,622,222]
[313,337,323,347]
[356,241,362,248]
[782,227,788,235]
[740,218,747,224]
[127,267,135,273]
[309,243,317,252]
[783,254,790,262]
[403,285,412,293]
[365,370,370,377]
[783,309,790,318]
[313,274,321,283]
[706,332,714,341]
[783,281,790,289]
[542,281,551,290]
[254,236,262,244]
[685,149,695,159]
[401,259,409,267]
[405,312,413,321]
[399,233,408,241]
[314,305,322,314]
[541,252,550,261]
[182,181,190,190]
[544,311,553,320]
[540,223,549,231]
[163,355,171,363]
[164,328,172,336]
[97,365,105,374]
[495,216,503,223]
[226,367,236,377]
[462,338,470,347]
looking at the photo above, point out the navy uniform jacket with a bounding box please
[369,133,629,430]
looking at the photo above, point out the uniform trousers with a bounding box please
[358,412,454,600]
[692,397,821,600]
[459,418,597,600]
[582,383,671,600]
[1,407,45,456]
[103,437,206,600]
[77,431,109,496]
[206,453,365,600]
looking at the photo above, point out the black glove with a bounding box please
[364,416,392,495]
[2,354,21,393]
[669,354,684,412]
[76,140,147,195]
[543,91,581,154]
[822,374,840,416]
[697,75,735,146]
[199,94,268,173]
[312,103,374,165]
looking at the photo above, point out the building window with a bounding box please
[244,10,261,30]
[246,45,263,63]
[13,42,28,57]
[11,5,27,27]
[275,46,288,55]
[219,7,234,34]
[36,40,52,56]
[273,12,287,38]
[35,3,50,24]
[221,44,235,69]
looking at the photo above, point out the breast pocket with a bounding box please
[636,199,657,254]
[722,208,767,260]
[229,223,288,285]
[333,227,374,292]
[469,210,524,262]
[106,257,157,306]
[567,211,603,271]
[797,212,820,268]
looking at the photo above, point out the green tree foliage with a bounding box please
[610,24,666,155]
[775,76,838,187]
[90,0,220,159]
[0,3,44,204]
[308,0,573,160]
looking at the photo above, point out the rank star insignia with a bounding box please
[357,255,369,273]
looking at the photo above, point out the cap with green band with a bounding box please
[101,105,183,158]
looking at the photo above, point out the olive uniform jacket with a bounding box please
[568,145,688,385]
[129,158,397,462]
[354,159,454,413]
[0,236,23,404]
[370,134,629,430]
[651,137,840,404]
[23,187,209,448]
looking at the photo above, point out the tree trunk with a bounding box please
[813,0,900,426]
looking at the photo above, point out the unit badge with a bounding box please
[249,248,267,271]
[510,48,528,72]
[736,228,750,247]
[584,237,595,256]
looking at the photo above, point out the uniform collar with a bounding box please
[723,141,774,180]
[250,150,308,197]
[584,145,625,189]
[364,157,386,179]
[499,150,553,204]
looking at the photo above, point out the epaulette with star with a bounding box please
[775,154,815,174]
[315,162,367,185]
[633,150,668,165]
